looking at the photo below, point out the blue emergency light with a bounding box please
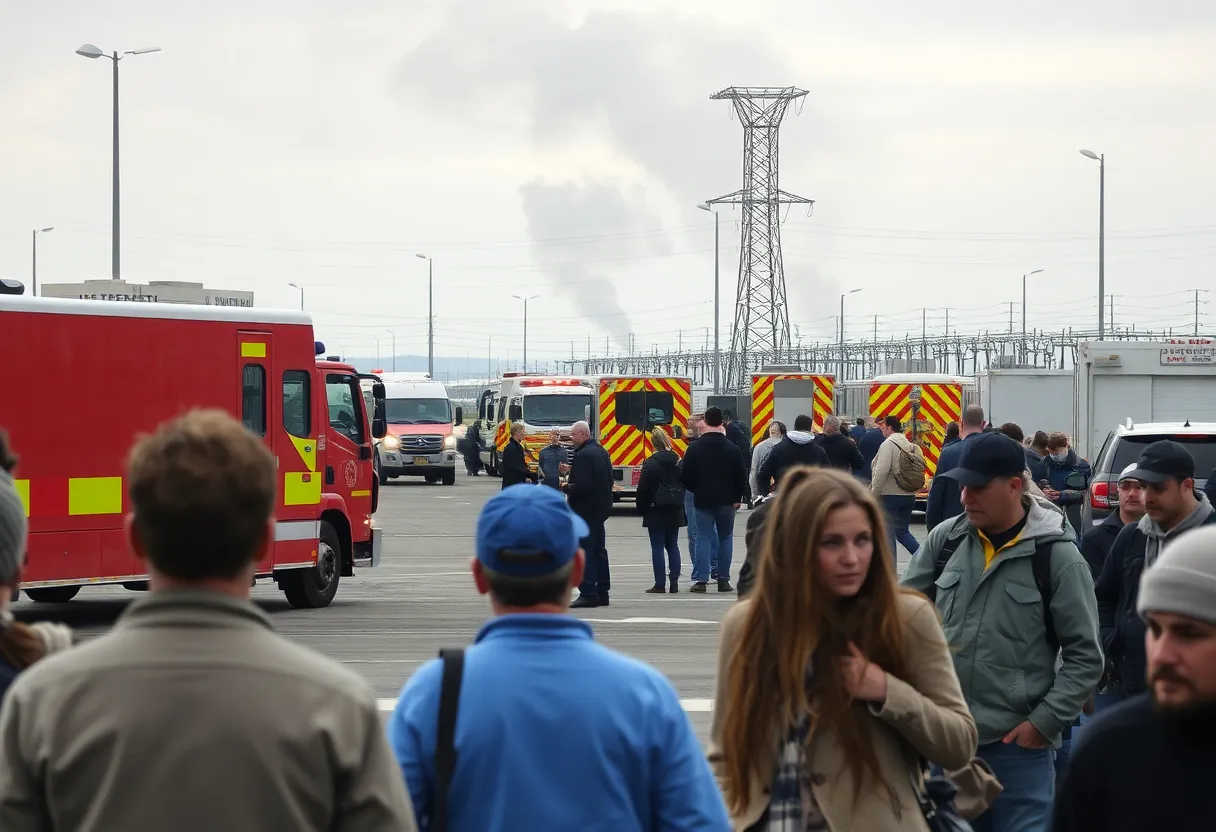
[314,340,325,356]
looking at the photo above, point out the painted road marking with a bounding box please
[580,617,718,625]
[376,698,712,713]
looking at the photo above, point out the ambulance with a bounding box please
[0,291,386,609]
[477,373,593,475]
[749,370,836,447]
[864,373,974,507]
[584,375,693,499]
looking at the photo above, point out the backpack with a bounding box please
[925,535,1059,652]
[894,442,927,492]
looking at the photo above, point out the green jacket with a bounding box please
[901,496,1103,746]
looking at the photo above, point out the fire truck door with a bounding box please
[324,372,374,522]
[238,332,275,573]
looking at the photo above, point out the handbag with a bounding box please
[652,479,684,507]
[910,760,974,832]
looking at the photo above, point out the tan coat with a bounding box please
[708,592,977,832]
[0,589,417,832]
[870,432,920,497]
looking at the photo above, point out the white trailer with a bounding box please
[975,369,1075,439]
[1074,339,1216,460]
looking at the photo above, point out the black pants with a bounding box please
[576,518,610,599]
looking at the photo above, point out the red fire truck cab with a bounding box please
[0,293,388,609]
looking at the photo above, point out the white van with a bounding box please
[372,373,462,485]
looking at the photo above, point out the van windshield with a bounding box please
[385,398,452,425]
[523,394,593,426]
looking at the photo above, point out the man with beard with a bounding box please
[1051,525,1216,831]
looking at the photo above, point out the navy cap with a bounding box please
[939,432,1027,487]
[1122,440,1195,484]
[476,483,589,577]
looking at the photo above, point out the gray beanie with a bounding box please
[1138,525,1216,627]
[0,470,27,583]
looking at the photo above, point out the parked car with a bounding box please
[1081,420,1216,528]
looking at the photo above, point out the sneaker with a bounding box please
[690,582,708,594]
[717,580,734,593]
[645,584,666,594]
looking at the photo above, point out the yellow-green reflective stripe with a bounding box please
[241,342,267,358]
[284,473,322,506]
[14,479,30,517]
[68,477,123,515]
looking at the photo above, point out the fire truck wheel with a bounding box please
[283,521,341,609]
[442,469,456,486]
[24,586,81,603]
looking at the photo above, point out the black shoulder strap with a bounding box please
[1032,542,1059,652]
[924,535,965,603]
[432,648,465,832]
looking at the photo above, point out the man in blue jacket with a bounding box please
[387,484,730,832]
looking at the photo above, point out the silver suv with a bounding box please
[1082,420,1216,528]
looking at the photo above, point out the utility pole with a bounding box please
[1021,269,1044,340]
[487,335,492,380]
[1008,302,1014,334]
[944,307,950,337]
[31,226,53,296]
[872,315,878,341]
[1197,290,1202,336]
[386,329,397,371]
[1109,295,1115,333]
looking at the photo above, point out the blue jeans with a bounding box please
[1058,683,1128,775]
[647,526,681,585]
[971,741,1054,832]
[692,505,735,583]
[684,491,698,570]
[880,494,920,566]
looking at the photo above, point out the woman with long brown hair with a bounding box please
[709,466,977,830]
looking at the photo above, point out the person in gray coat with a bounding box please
[0,410,417,832]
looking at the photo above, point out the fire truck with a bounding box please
[585,375,693,499]
[0,292,387,609]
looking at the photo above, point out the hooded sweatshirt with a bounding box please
[755,431,829,496]
[1140,493,1214,568]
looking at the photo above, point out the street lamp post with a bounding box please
[76,43,161,282]
[414,253,434,377]
[1080,149,1105,338]
[386,329,397,372]
[32,227,53,296]
[697,203,720,394]
[512,294,539,371]
[840,288,862,381]
[288,282,304,310]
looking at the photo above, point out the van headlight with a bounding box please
[444,435,457,450]
[382,435,401,451]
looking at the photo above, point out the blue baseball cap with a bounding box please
[476,484,589,577]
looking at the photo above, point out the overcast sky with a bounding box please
[4,0,1216,367]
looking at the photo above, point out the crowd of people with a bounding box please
[2,406,1216,831]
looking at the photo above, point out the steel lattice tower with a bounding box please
[706,86,813,391]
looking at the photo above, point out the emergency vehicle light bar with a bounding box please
[519,378,584,387]
[315,341,325,356]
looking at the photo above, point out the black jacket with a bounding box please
[925,432,980,531]
[635,449,686,529]
[1079,511,1126,582]
[816,432,865,473]
[1025,447,1048,484]
[725,421,752,462]
[565,440,614,522]
[1095,509,1216,694]
[500,438,535,488]
[756,434,829,497]
[737,496,776,599]
[1052,693,1216,832]
[680,433,747,509]
[858,427,884,479]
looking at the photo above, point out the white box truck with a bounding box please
[1074,339,1216,460]
[975,369,1075,439]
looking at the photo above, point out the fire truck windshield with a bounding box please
[384,397,452,425]
[523,394,593,426]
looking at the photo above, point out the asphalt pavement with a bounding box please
[14,473,923,747]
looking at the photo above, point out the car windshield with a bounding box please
[522,394,593,426]
[1108,434,1216,482]
[384,397,451,425]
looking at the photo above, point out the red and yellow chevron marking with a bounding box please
[597,377,692,468]
[494,420,509,452]
[750,374,836,446]
[868,382,963,477]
